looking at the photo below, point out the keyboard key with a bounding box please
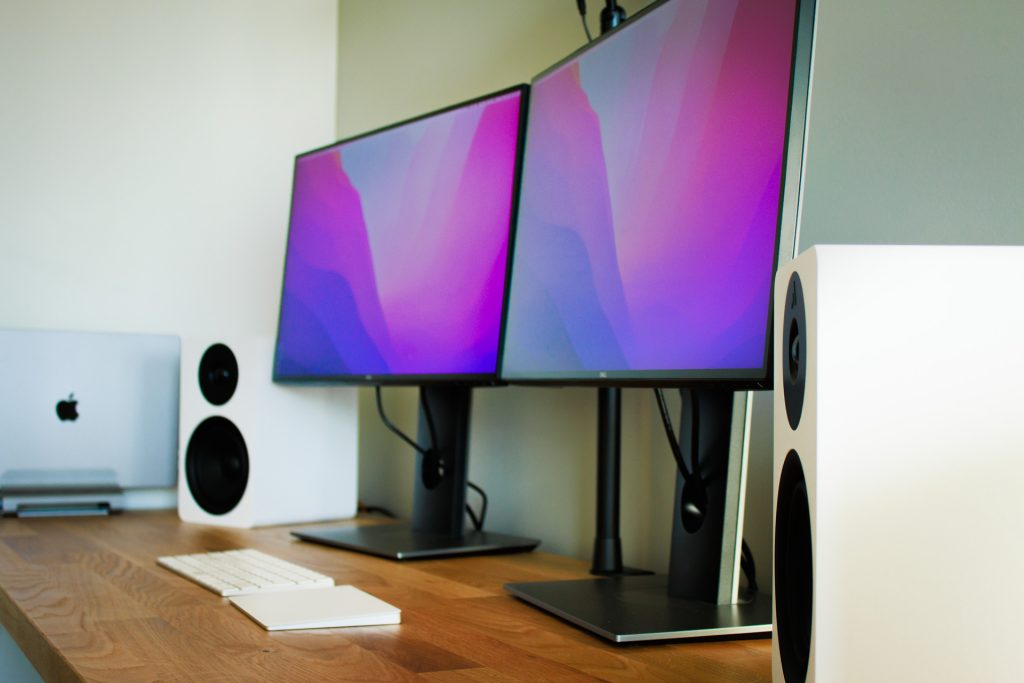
[157,549,334,597]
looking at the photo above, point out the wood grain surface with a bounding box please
[0,511,771,682]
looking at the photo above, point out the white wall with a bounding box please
[799,0,1024,249]
[0,1,338,676]
[0,0,338,337]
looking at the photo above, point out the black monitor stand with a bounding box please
[293,385,540,560]
[591,387,652,576]
[506,387,771,642]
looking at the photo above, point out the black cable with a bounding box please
[581,15,594,42]
[465,503,481,531]
[358,502,397,519]
[375,386,427,455]
[466,481,488,531]
[576,0,593,42]
[654,388,692,480]
[682,388,700,476]
[376,386,481,530]
[740,539,758,593]
[419,388,438,453]
[377,385,451,486]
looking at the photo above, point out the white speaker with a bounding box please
[178,337,358,528]
[772,245,1024,682]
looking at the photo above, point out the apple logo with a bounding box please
[56,393,79,422]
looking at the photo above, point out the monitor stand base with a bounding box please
[292,523,539,561]
[592,565,653,577]
[505,575,771,643]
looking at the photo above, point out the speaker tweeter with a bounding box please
[198,343,238,406]
[782,273,805,430]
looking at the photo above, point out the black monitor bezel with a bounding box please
[498,0,815,391]
[272,84,530,387]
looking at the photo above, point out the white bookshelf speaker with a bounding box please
[178,337,358,528]
[773,245,1024,682]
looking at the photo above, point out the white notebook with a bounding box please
[0,328,181,496]
[229,585,400,631]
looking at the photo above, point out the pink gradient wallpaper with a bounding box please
[502,0,799,379]
[274,89,524,379]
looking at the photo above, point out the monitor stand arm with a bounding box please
[411,385,471,535]
[667,388,749,603]
[591,387,652,576]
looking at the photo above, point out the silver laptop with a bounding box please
[0,328,180,515]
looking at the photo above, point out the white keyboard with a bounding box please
[157,549,334,597]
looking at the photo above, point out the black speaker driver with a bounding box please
[185,416,249,515]
[198,343,239,406]
[782,273,807,430]
[775,449,813,683]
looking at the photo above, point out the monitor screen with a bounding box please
[501,0,802,385]
[274,86,526,383]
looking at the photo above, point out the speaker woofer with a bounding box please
[198,343,239,406]
[185,416,249,515]
[775,449,812,683]
[782,273,806,430]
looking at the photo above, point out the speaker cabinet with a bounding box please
[773,245,1024,682]
[178,337,357,527]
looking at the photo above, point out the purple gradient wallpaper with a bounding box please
[502,0,799,379]
[274,89,523,379]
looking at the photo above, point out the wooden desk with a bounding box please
[0,511,770,682]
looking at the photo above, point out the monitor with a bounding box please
[274,87,525,384]
[501,0,815,642]
[273,85,539,559]
[503,0,803,387]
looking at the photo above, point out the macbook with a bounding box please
[0,328,180,514]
